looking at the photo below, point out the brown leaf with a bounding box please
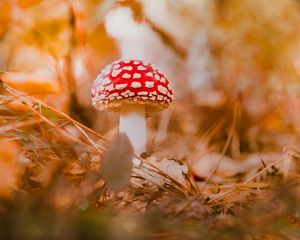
[101,133,133,191]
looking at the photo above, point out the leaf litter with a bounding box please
[0,81,300,239]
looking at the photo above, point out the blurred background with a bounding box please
[1,0,300,239]
[2,0,300,172]
[2,0,300,150]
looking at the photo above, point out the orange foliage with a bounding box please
[1,71,60,94]
[0,139,22,197]
[17,0,43,8]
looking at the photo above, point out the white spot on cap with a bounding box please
[137,65,147,71]
[167,92,172,98]
[98,85,105,91]
[131,82,142,88]
[112,64,120,69]
[102,67,111,75]
[113,93,119,97]
[150,91,157,96]
[137,91,149,96]
[157,85,168,94]
[121,90,135,97]
[99,93,107,99]
[123,66,133,71]
[102,78,111,85]
[122,73,131,79]
[133,61,140,65]
[106,84,114,91]
[116,96,123,99]
[145,81,154,88]
[95,74,104,83]
[160,77,167,83]
[167,84,172,91]
[124,60,130,64]
[141,96,149,100]
[111,69,122,77]
[157,95,163,101]
[109,93,119,99]
[150,96,156,100]
[154,74,161,81]
[146,72,153,77]
[133,73,141,79]
[115,83,127,90]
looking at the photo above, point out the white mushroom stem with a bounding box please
[119,104,146,155]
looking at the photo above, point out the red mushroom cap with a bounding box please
[91,59,174,114]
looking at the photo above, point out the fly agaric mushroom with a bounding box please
[91,59,174,154]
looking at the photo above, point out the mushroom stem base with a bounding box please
[119,104,146,155]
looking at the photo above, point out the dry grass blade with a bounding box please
[0,119,40,133]
[3,81,109,142]
[132,157,196,197]
[2,82,108,153]
[1,81,190,197]
[207,155,291,204]
[201,97,241,192]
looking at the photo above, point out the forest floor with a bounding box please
[0,81,300,240]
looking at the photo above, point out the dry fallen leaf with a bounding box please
[190,153,240,179]
[101,133,133,191]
